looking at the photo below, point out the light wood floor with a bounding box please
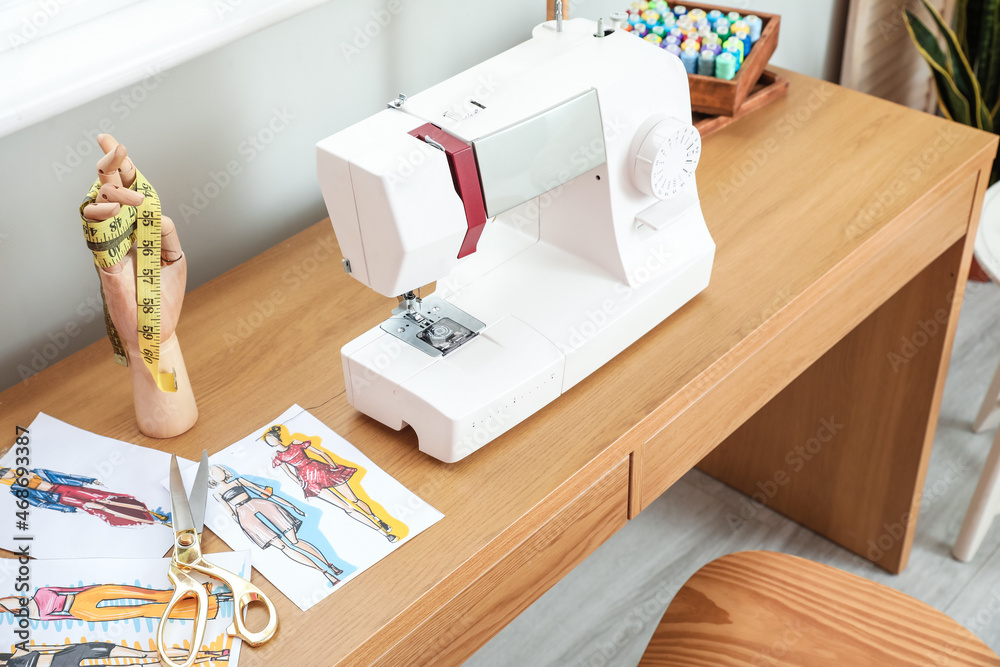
[467,280,1000,667]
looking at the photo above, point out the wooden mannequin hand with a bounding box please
[81,134,198,437]
[81,134,187,356]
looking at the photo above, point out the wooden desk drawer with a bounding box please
[634,170,980,515]
[370,457,629,667]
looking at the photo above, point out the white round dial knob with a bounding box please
[631,115,701,200]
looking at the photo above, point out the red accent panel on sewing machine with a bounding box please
[409,123,488,259]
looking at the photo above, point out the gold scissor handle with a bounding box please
[188,557,278,647]
[157,564,210,667]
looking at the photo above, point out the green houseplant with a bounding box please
[903,0,999,185]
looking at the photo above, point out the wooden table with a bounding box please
[2,69,997,665]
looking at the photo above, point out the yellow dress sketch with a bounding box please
[0,583,225,622]
[263,424,410,541]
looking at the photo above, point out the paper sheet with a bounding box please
[0,413,191,560]
[0,551,249,666]
[186,405,443,611]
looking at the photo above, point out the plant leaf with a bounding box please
[919,0,988,129]
[981,0,1000,113]
[904,9,973,124]
[961,0,982,61]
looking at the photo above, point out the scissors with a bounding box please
[157,451,278,667]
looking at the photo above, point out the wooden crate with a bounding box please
[693,69,789,137]
[679,2,781,116]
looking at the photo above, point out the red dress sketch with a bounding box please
[271,441,356,498]
[45,484,160,526]
[264,427,397,542]
[1,468,169,527]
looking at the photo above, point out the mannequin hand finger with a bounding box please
[97,183,144,207]
[118,156,136,187]
[97,135,137,187]
[161,215,182,264]
[97,133,120,155]
[97,145,127,187]
[96,247,134,277]
[83,202,121,221]
[83,202,128,274]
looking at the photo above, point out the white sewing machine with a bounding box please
[317,18,715,462]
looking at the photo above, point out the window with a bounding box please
[0,0,329,138]
[0,0,144,55]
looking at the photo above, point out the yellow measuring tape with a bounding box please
[79,168,177,393]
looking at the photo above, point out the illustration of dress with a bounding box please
[4,643,120,667]
[3,469,168,527]
[222,486,302,548]
[2,642,121,667]
[209,465,343,585]
[263,427,400,542]
[271,441,356,498]
[0,642,229,666]
[28,583,220,622]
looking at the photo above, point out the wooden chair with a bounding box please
[639,551,1000,666]
[955,183,1000,563]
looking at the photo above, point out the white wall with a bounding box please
[0,0,846,391]
[0,0,543,390]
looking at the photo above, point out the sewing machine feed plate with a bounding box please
[381,296,485,357]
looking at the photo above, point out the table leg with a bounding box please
[698,240,970,573]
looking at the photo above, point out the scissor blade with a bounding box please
[169,454,196,534]
[190,450,210,535]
